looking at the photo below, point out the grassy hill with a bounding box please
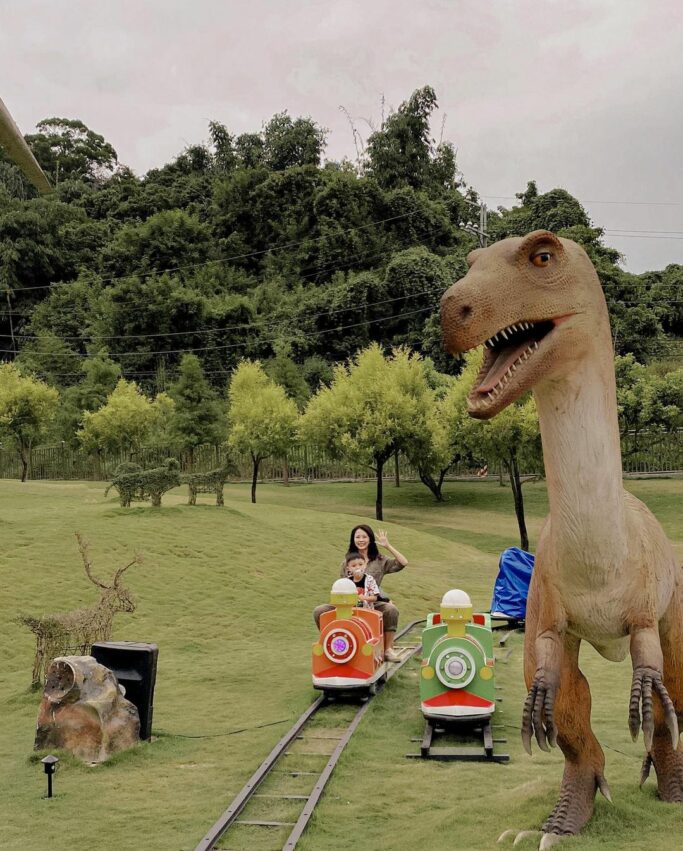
[1,478,681,850]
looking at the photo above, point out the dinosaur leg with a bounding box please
[638,591,683,802]
[501,595,608,847]
[536,634,610,844]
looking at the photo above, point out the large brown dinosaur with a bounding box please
[440,231,682,848]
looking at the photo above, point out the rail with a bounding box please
[194,619,424,851]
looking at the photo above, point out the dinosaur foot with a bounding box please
[646,743,683,802]
[521,674,558,754]
[629,666,679,751]
[497,828,564,848]
[499,765,611,849]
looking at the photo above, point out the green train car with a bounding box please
[420,589,496,721]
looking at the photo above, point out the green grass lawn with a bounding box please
[0,477,681,851]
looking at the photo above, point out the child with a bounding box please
[344,551,380,609]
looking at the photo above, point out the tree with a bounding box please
[26,118,118,185]
[409,354,480,501]
[227,361,299,503]
[615,355,683,454]
[300,345,434,519]
[262,112,326,170]
[462,392,543,551]
[79,379,173,457]
[167,354,224,462]
[366,86,439,191]
[0,363,59,480]
[55,354,122,445]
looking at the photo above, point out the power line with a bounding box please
[1,206,435,295]
[2,303,440,360]
[481,194,683,207]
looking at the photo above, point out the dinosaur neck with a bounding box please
[533,340,627,564]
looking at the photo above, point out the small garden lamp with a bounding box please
[41,754,59,798]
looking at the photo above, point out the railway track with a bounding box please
[194,619,424,851]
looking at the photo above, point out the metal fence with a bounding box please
[0,430,680,482]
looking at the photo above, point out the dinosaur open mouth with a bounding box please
[472,319,556,401]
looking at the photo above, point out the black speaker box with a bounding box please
[91,641,158,741]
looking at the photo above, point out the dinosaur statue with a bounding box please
[440,230,682,848]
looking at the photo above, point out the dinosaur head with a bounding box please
[440,230,608,419]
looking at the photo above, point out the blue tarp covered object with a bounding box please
[490,547,535,619]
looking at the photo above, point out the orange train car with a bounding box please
[312,579,386,694]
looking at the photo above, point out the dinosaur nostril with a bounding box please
[460,305,472,320]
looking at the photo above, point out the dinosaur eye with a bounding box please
[532,252,551,267]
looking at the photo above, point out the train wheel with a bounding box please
[367,682,377,696]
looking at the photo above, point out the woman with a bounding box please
[313,524,409,662]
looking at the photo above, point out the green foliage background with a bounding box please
[1,85,679,413]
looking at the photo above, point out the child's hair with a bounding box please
[344,551,365,566]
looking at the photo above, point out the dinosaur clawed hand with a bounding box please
[629,666,679,752]
[522,674,558,754]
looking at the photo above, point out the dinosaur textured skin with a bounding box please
[441,231,683,845]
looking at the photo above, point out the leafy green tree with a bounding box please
[167,354,225,462]
[227,361,299,502]
[300,345,434,519]
[78,379,173,457]
[263,112,327,170]
[264,352,310,410]
[366,86,438,191]
[409,354,480,500]
[461,394,543,551]
[615,355,683,454]
[101,209,215,277]
[26,118,118,185]
[55,354,122,445]
[0,363,59,480]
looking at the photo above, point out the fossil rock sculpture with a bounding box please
[19,533,141,688]
[441,231,682,848]
[35,655,140,763]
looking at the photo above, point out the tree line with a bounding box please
[0,86,679,396]
[1,344,680,549]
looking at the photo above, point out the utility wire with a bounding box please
[1,205,436,294]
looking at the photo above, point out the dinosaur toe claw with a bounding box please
[539,833,566,850]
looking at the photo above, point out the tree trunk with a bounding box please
[283,456,290,487]
[419,469,444,502]
[507,454,529,551]
[251,455,260,504]
[394,451,400,487]
[375,458,384,520]
[19,441,29,482]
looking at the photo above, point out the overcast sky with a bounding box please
[2,0,682,273]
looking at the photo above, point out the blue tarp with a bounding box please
[490,547,535,619]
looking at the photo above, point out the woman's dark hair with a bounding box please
[348,525,379,561]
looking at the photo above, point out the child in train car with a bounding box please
[344,552,379,610]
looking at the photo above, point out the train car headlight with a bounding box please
[434,646,476,689]
[323,628,357,664]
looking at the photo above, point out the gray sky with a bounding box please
[2,0,682,273]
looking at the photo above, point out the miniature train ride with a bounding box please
[420,588,496,720]
[412,589,509,762]
[312,578,387,695]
